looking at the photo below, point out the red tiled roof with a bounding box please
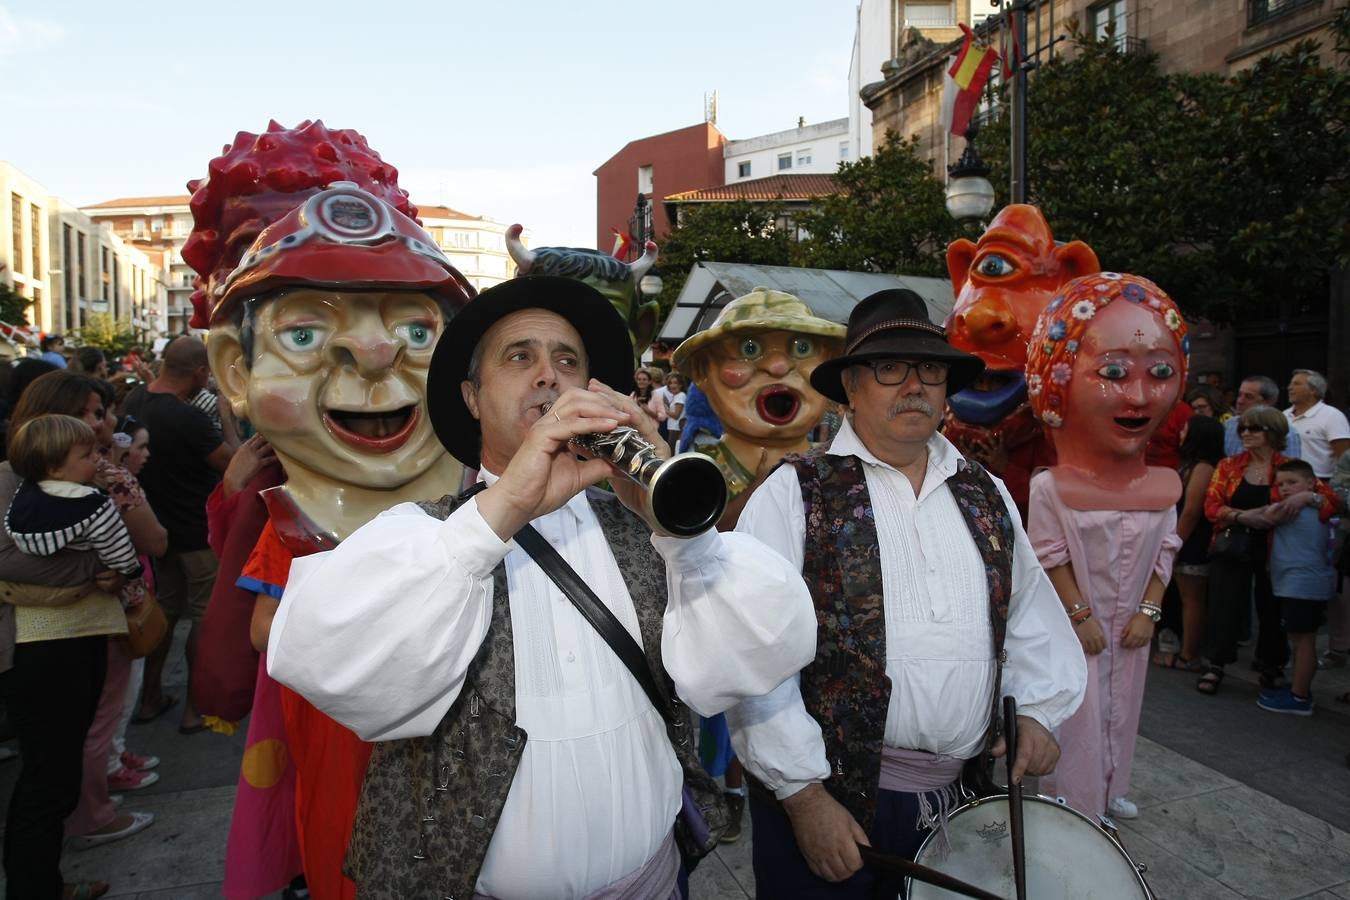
[665,174,842,203]
[414,204,480,221]
[82,195,192,210]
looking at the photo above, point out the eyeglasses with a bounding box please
[1237,424,1270,434]
[865,359,950,386]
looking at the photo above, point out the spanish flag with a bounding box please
[611,227,634,260]
[942,24,999,137]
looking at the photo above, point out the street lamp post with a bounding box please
[946,121,996,229]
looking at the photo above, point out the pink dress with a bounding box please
[1028,469,1180,818]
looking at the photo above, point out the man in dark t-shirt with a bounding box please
[123,336,234,732]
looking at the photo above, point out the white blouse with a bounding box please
[728,420,1086,799]
[269,474,815,899]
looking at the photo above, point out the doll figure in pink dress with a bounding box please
[1024,272,1188,821]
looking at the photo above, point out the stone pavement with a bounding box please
[1,623,1348,899]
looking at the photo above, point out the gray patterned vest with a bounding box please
[784,450,1014,831]
[344,487,726,900]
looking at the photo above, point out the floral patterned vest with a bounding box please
[784,450,1014,830]
[344,487,725,900]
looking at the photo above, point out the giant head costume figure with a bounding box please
[184,119,418,330]
[672,288,844,501]
[506,225,659,364]
[1025,272,1188,509]
[942,204,1100,513]
[206,182,474,538]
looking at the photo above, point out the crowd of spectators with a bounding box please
[0,335,243,900]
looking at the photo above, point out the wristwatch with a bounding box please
[1138,605,1162,623]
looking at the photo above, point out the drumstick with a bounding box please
[857,844,1003,900]
[1003,696,1028,900]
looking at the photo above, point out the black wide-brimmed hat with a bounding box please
[809,289,985,403]
[427,275,634,468]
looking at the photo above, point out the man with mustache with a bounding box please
[726,289,1086,898]
[265,274,817,899]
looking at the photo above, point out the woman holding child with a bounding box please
[1198,405,1337,696]
[0,371,153,900]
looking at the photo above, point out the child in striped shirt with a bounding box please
[4,415,143,578]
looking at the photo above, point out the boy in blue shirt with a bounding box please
[1250,459,1338,714]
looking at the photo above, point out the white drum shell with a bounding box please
[907,794,1152,899]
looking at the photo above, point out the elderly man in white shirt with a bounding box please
[1285,368,1350,478]
[267,275,816,900]
[727,289,1086,899]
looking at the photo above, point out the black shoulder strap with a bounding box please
[513,523,675,725]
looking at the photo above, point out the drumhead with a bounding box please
[908,794,1150,899]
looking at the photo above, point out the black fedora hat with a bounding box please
[809,289,984,404]
[427,275,634,468]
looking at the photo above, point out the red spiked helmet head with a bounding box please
[212,182,474,324]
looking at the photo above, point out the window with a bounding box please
[797,149,813,166]
[1090,0,1127,48]
[737,161,752,178]
[904,2,956,28]
[777,153,793,171]
[11,195,22,275]
[101,247,110,300]
[638,165,654,195]
[77,232,87,300]
[1248,0,1317,26]
[839,141,850,160]
[62,225,73,304]
[30,206,40,276]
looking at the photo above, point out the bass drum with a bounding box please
[907,794,1153,899]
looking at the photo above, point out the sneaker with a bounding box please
[1107,797,1138,819]
[720,791,746,843]
[1319,650,1348,669]
[107,766,159,792]
[1257,689,1313,716]
[110,794,124,809]
[1156,628,1181,657]
[120,750,159,771]
[70,811,155,850]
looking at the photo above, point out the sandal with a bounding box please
[1196,668,1224,695]
[1155,654,1201,671]
[130,695,177,725]
[63,882,110,900]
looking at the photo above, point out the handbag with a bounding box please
[513,524,724,873]
[1208,523,1251,563]
[124,590,169,659]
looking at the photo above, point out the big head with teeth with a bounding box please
[1026,272,1188,466]
[207,183,475,494]
[672,288,844,467]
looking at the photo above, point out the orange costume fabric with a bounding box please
[240,516,371,900]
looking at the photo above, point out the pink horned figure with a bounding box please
[1023,272,1188,821]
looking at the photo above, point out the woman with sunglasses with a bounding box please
[1198,405,1336,694]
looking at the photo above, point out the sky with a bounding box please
[0,1,857,249]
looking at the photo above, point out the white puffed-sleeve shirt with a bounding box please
[728,420,1086,800]
[268,471,815,899]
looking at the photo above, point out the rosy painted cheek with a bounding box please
[719,362,753,388]
[252,380,319,431]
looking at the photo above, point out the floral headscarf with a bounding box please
[1025,272,1189,428]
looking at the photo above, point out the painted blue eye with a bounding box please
[791,337,814,358]
[278,325,325,352]
[1097,363,1127,380]
[977,254,1015,277]
[740,338,763,359]
[395,322,436,349]
[1149,362,1176,379]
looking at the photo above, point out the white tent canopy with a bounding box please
[658,261,955,345]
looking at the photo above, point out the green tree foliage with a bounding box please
[0,267,31,327]
[70,313,140,357]
[979,17,1348,319]
[792,132,960,277]
[655,200,793,321]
